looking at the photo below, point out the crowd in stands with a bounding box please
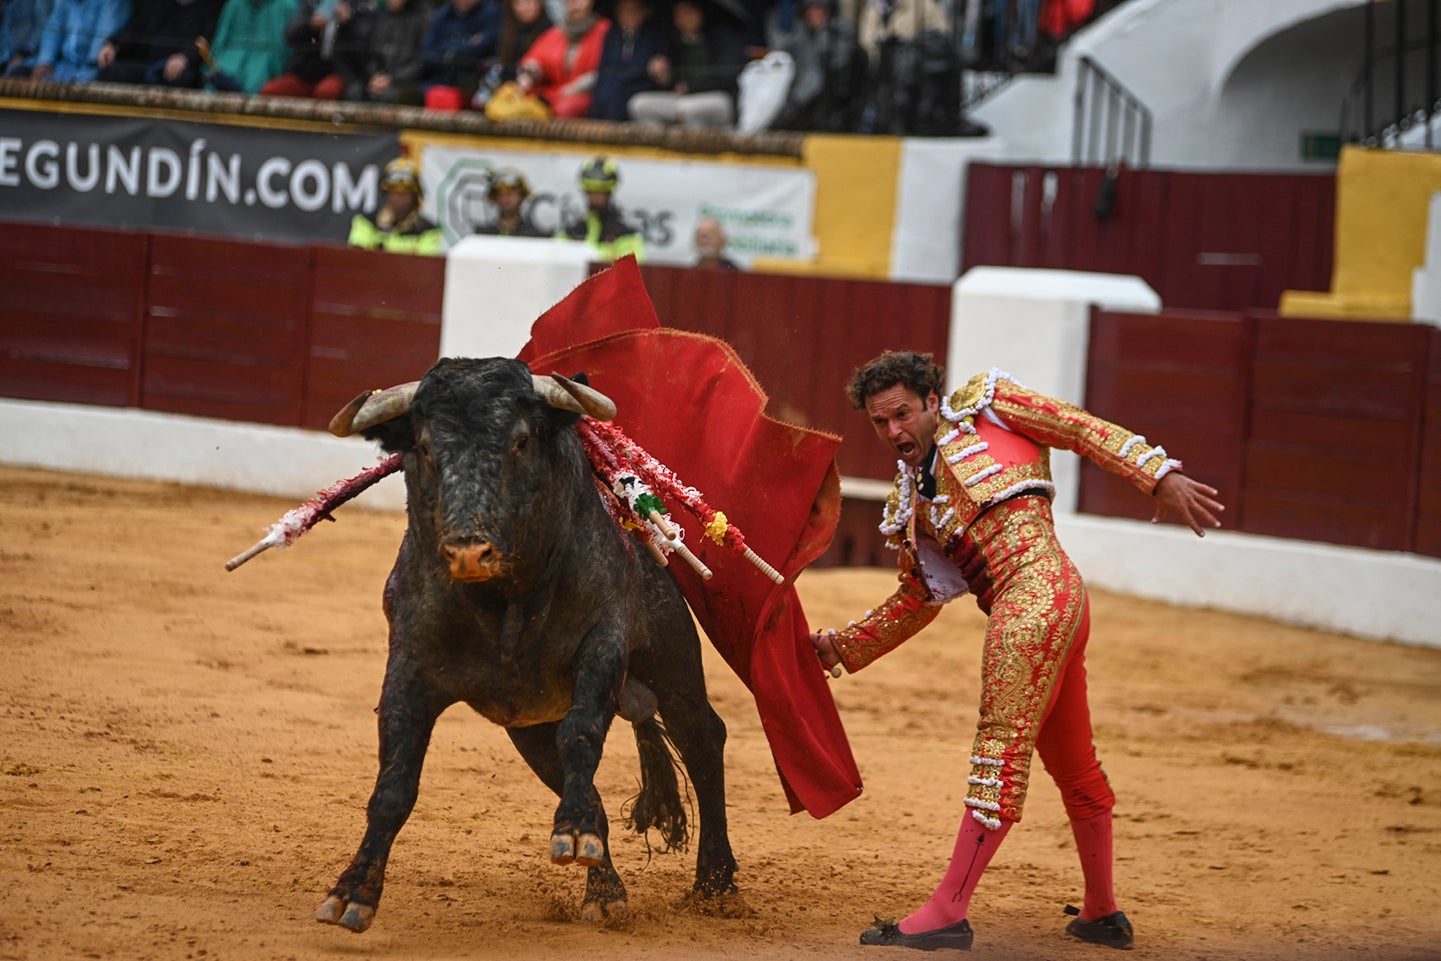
[1,0,1119,134]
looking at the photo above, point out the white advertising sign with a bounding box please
[419,145,817,266]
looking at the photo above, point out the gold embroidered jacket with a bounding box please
[831,368,1182,673]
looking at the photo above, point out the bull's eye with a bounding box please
[514,434,529,453]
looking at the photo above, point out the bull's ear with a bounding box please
[570,371,590,386]
[360,418,416,454]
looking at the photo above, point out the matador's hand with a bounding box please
[811,630,843,678]
[1153,472,1225,537]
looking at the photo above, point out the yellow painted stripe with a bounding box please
[801,133,901,280]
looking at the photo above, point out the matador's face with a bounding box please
[864,384,939,470]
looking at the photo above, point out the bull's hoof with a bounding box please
[314,895,375,933]
[580,896,629,924]
[576,833,604,866]
[550,831,604,866]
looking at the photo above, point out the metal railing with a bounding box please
[1071,54,1151,168]
[1339,0,1440,150]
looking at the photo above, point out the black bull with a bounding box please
[315,357,737,932]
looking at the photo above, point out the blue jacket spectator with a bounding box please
[1,0,55,74]
[30,0,131,81]
[420,0,499,88]
[587,0,663,121]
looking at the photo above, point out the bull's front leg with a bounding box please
[315,654,447,933]
[549,632,625,869]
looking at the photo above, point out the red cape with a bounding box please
[518,258,863,818]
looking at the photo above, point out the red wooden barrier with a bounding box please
[302,245,445,430]
[1417,332,1441,557]
[0,224,147,407]
[963,164,1335,312]
[1082,308,1252,528]
[142,234,314,426]
[1081,307,1437,557]
[1242,314,1429,552]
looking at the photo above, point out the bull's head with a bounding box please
[329,358,616,585]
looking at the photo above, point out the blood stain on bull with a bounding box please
[315,356,737,933]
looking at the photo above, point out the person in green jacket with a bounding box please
[204,0,297,92]
[560,155,645,263]
[347,156,444,255]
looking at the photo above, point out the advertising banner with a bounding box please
[0,109,399,244]
[419,144,817,266]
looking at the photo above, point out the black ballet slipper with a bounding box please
[1063,904,1134,950]
[859,915,974,951]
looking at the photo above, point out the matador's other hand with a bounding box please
[811,630,843,678]
[1153,472,1225,537]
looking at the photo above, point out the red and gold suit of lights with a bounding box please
[830,370,1181,828]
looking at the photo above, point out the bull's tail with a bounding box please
[625,716,691,854]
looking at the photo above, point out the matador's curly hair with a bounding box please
[844,350,945,410]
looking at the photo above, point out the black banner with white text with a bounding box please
[0,109,399,244]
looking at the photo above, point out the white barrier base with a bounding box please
[0,399,407,511]
[3,397,1438,649]
[1054,513,1440,649]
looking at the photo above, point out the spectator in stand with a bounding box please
[628,0,745,128]
[348,155,443,255]
[94,0,224,88]
[857,0,960,135]
[493,0,547,80]
[586,0,662,121]
[1,0,56,77]
[259,0,362,99]
[560,155,644,263]
[856,0,945,67]
[17,0,130,82]
[340,0,427,102]
[772,0,864,133]
[474,166,547,237]
[692,216,741,270]
[419,0,500,105]
[514,0,607,118]
[204,0,298,92]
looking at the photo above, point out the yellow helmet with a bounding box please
[381,157,422,194]
[578,156,619,193]
[488,166,532,201]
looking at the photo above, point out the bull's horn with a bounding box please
[533,373,617,421]
[328,382,419,437]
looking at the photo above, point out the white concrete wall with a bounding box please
[1413,193,1441,328]
[971,0,1365,171]
[0,398,408,511]
[890,137,1003,284]
[440,235,592,359]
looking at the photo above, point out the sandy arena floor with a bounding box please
[2,465,1439,961]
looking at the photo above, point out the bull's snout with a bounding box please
[441,539,503,582]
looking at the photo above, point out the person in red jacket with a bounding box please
[814,350,1224,953]
[514,0,607,117]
